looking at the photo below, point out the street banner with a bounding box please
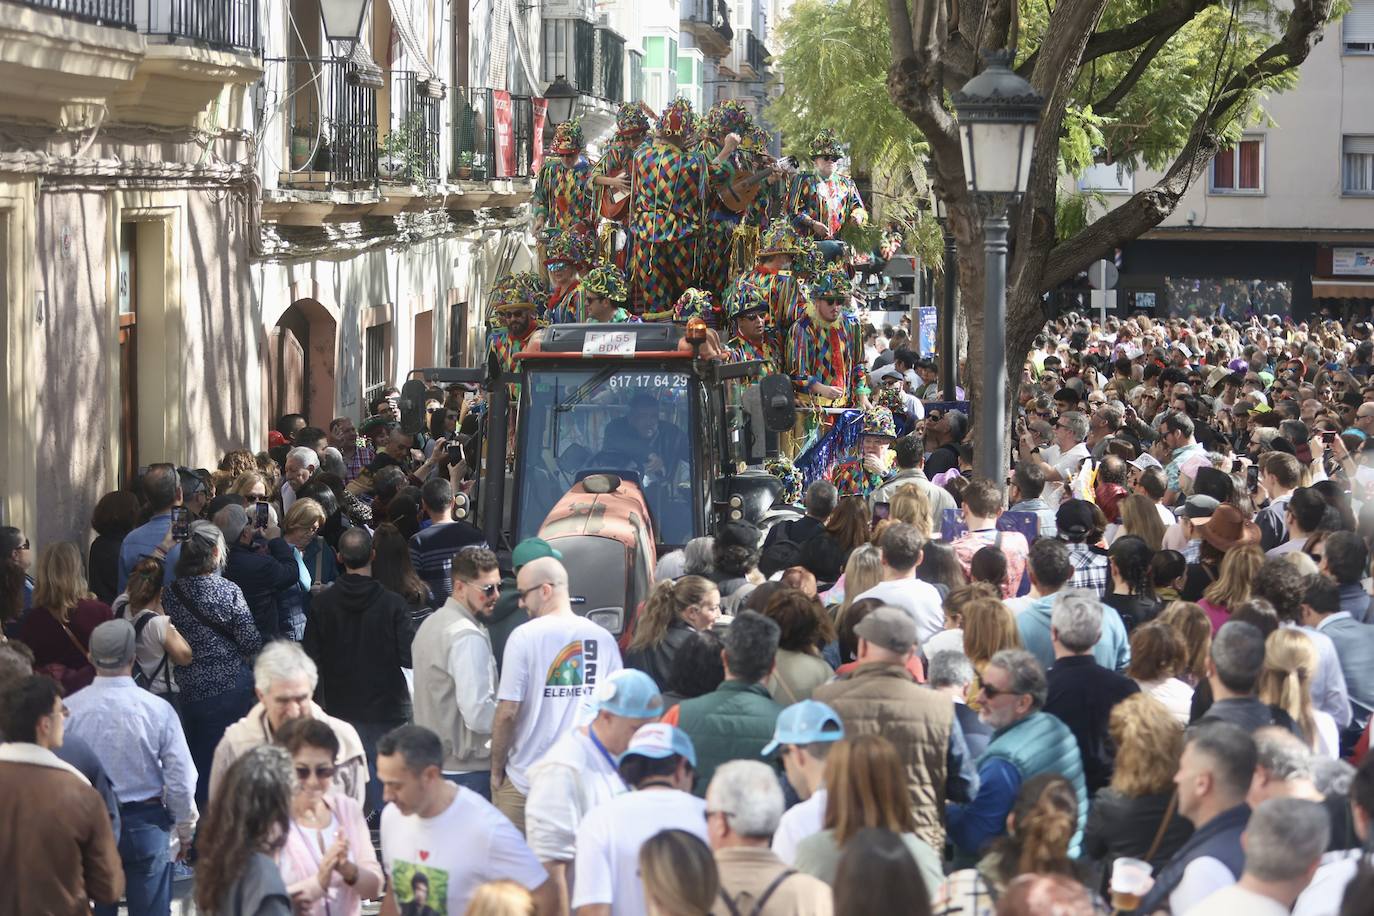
[532,98,548,173]
[918,306,937,357]
[494,90,515,178]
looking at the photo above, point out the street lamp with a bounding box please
[320,0,372,47]
[925,159,958,403]
[951,50,1043,484]
[543,74,579,125]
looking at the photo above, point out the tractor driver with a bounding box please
[599,391,689,484]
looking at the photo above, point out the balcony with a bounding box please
[597,28,624,104]
[17,0,135,28]
[272,57,379,195]
[380,71,442,186]
[681,0,733,60]
[747,32,769,75]
[448,86,536,209]
[141,0,259,52]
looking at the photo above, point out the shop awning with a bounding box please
[1312,278,1374,299]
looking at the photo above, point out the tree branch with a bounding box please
[1018,0,1222,77]
[1041,0,1335,288]
[1091,26,1181,115]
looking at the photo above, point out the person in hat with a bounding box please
[1181,503,1260,604]
[65,619,198,916]
[830,406,898,499]
[766,700,845,864]
[729,125,797,278]
[791,128,867,264]
[571,723,707,916]
[697,99,754,301]
[1056,499,1111,597]
[485,275,548,380]
[542,224,597,324]
[574,264,638,324]
[668,287,729,359]
[628,98,712,316]
[525,669,665,912]
[532,118,591,236]
[727,217,810,335]
[590,102,653,269]
[723,274,782,376]
[787,266,865,434]
[485,538,563,675]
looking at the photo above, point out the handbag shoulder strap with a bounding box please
[57,616,92,665]
[171,580,246,659]
[1143,791,1179,864]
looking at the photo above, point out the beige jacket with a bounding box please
[209,702,367,805]
[711,846,833,916]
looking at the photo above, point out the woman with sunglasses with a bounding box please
[276,717,383,916]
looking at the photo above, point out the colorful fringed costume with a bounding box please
[628,99,708,316]
[791,130,867,263]
[589,103,652,268]
[830,407,897,498]
[533,120,592,233]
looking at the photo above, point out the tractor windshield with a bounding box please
[517,366,697,546]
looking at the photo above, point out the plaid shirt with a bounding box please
[1067,542,1111,596]
[341,444,375,483]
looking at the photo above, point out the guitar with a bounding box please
[717,156,797,215]
[599,169,632,221]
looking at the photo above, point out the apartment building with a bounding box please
[1080,7,1374,319]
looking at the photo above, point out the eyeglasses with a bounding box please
[18,540,29,550]
[294,764,337,781]
[979,683,1024,700]
[518,582,552,600]
[461,581,500,597]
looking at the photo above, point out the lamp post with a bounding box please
[952,50,1043,484]
[319,0,372,48]
[543,74,579,125]
[929,183,959,402]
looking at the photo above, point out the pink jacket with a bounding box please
[278,793,383,916]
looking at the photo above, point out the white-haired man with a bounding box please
[280,445,319,513]
[1184,797,1330,915]
[707,760,836,914]
[208,640,367,806]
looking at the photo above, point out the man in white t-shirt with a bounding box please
[851,524,944,644]
[1184,797,1329,916]
[572,724,707,916]
[525,669,664,914]
[377,724,555,916]
[765,700,844,865]
[492,557,624,834]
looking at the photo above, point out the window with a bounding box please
[542,19,596,92]
[1077,162,1133,194]
[629,49,644,102]
[1210,138,1264,193]
[448,301,469,367]
[118,223,139,487]
[1344,136,1374,195]
[1344,0,1374,52]
[364,322,391,408]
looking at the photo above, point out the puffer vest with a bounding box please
[980,711,1089,856]
[675,680,785,796]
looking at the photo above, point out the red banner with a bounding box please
[493,90,515,178]
[532,97,548,173]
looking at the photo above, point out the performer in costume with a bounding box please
[589,102,653,269]
[726,218,809,336]
[792,128,868,264]
[486,277,547,378]
[724,274,782,376]
[628,98,710,318]
[786,266,866,407]
[579,265,640,324]
[543,225,596,324]
[730,126,794,278]
[532,119,592,236]
[696,100,753,303]
[831,406,898,498]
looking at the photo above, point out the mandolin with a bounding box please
[599,169,632,221]
[717,156,796,214]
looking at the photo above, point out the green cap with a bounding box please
[512,537,562,570]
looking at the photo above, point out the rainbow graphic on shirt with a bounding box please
[545,640,586,687]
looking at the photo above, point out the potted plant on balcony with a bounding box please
[378,112,429,183]
[456,150,474,180]
[290,128,314,170]
[472,153,487,181]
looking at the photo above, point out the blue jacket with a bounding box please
[1016,593,1130,673]
[1137,804,1249,914]
[1318,612,1374,723]
[947,710,1088,858]
[223,537,302,641]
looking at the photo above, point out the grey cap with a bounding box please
[214,502,250,544]
[853,606,917,653]
[1183,494,1220,522]
[89,619,137,670]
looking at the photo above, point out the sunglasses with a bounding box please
[294,764,337,781]
[979,683,1024,700]
[462,581,500,596]
[519,582,552,600]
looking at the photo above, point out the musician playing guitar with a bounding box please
[792,128,868,265]
[695,100,755,305]
[589,102,652,269]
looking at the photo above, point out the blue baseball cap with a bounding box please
[618,723,697,769]
[761,700,845,757]
[592,669,665,720]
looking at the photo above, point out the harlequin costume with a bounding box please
[628,99,710,317]
[696,100,754,302]
[578,265,641,324]
[533,119,593,234]
[543,225,596,323]
[486,277,547,378]
[724,274,782,376]
[730,126,792,278]
[590,102,653,268]
[831,407,897,498]
[791,129,868,263]
[728,219,810,336]
[786,267,864,401]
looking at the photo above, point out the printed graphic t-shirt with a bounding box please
[380,786,547,915]
[498,612,624,793]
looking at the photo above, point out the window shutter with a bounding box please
[1345,0,1374,44]
[1344,136,1374,155]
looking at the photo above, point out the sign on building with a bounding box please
[1334,248,1374,277]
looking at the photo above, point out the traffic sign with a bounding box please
[1089,259,1119,290]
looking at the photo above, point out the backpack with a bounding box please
[130,610,172,694]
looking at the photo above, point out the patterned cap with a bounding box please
[614,101,653,138]
[673,287,715,323]
[792,235,824,279]
[542,225,596,268]
[548,118,584,155]
[740,125,772,155]
[490,272,548,313]
[809,128,843,159]
[725,275,769,319]
[874,385,906,416]
[860,406,898,439]
[657,97,698,138]
[764,456,803,505]
[759,218,805,258]
[581,265,628,302]
[705,99,752,137]
[811,266,854,300]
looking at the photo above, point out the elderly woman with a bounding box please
[164,519,262,807]
[279,498,327,639]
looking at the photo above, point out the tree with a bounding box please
[771,0,1334,468]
